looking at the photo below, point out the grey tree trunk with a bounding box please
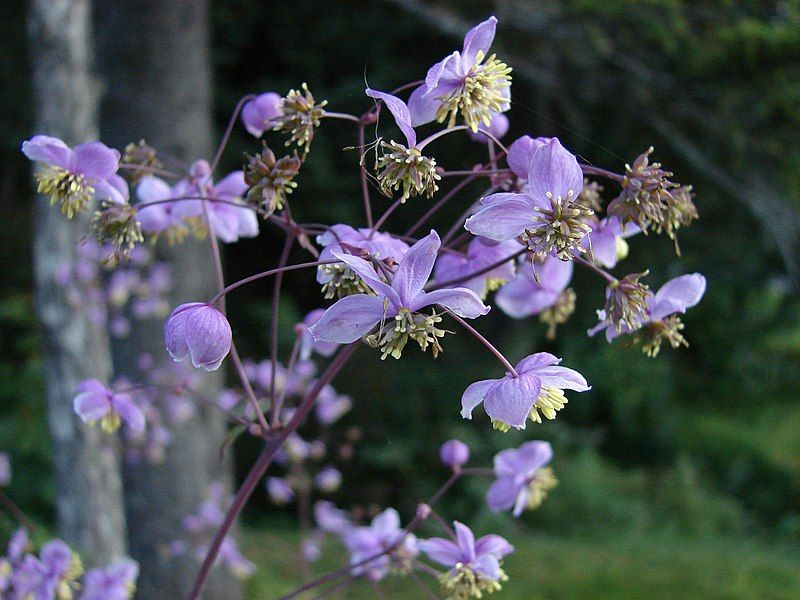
[94,1,239,598]
[27,0,127,566]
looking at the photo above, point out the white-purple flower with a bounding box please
[315,466,343,493]
[465,138,592,261]
[343,508,418,581]
[486,440,557,516]
[164,302,232,371]
[266,477,295,505]
[469,112,510,144]
[314,501,353,535]
[241,92,283,137]
[434,236,521,299]
[22,135,124,218]
[408,16,512,132]
[419,521,513,597]
[461,352,589,430]
[297,309,339,359]
[310,231,489,359]
[73,379,145,434]
[505,135,553,180]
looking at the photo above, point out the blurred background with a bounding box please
[2,0,800,598]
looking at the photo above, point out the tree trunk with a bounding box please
[27,0,127,566]
[94,1,239,597]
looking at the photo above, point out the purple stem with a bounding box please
[208,260,336,306]
[210,94,256,174]
[187,343,360,600]
[447,311,519,376]
[269,223,296,426]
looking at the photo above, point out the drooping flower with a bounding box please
[468,112,509,144]
[589,273,706,356]
[343,508,418,581]
[241,92,283,137]
[496,254,573,319]
[164,302,232,371]
[22,136,124,218]
[440,439,470,469]
[486,441,557,516]
[316,224,409,299]
[73,379,146,434]
[82,559,139,600]
[37,539,83,600]
[465,138,593,260]
[433,237,522,299]
[408,16,512,132]
[419,521,514,599]
[461,352,589,431]
[366,88,441,202]
[310,231,489,359]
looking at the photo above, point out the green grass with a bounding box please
[242,527,800,599]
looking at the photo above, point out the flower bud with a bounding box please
[164,303,232,371]
[439,439,470,469]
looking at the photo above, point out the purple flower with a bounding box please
[465,138,592,261]
[82,558,139,600]
[434,237,521,299]
[439,439,470,468]
[266,477,295,505]
[22,135,123,218]
[496,254,573,319]
[310,231,489,357]
[164,302,232,371]
[73,379,145,434]
[217,538,256,579]
[581,216,640,268]
[408,16,511,132]
[589,273,706,355]
[469,112,510,144]
[486,441,556,516]
[241,92,283,137]
[419,521,513,596]
[0,453,10,487]
[343,508,418,581]
[135,175,182,235]
[461,352,589,430]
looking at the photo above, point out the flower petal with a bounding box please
[650,273,707,321]
[486,477,518,512]
[462,16,497,67]
[527,138,583,203]
[309,294,386,343]
[515,352,560,373]
[366,88,416,147]
[465,198,534,241]
[113,394,146,434]
[393,230,440,305]
[454,521,476,562]
[21,135,72,169]
[483,373,541,429]
[460,379,497,419]
[72,142,120,179]
[418,537,461,567]
[536,366,590,391]
[331,250,401,308]
[411,287,489,319]
[74,390,110,422]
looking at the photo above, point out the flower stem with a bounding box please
[447,311,519,376]
[324,111,360,123]
[269,223,296,426]
[187,343,359,600]
[574,255,617,284]
[369,196,404,236]
[202,199,270,436]
[208,260,336,306]
[427,247,526,291]
[405,173,478,237]
[210,94,256,174]
[357,121,374,228]
[581,164,624,182]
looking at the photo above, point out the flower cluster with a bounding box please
[0,529,137,600]
[22,12,709,599]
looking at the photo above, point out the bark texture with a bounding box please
[28,0,127,566]
[94,1,239,597]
